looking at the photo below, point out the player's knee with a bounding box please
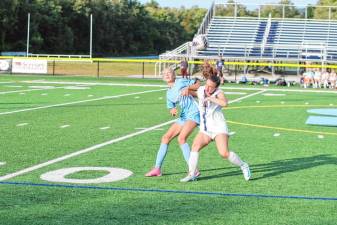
[161,134,171,144]
[192,142,202,151]
[219,150,229,159]
[177,135,187,145]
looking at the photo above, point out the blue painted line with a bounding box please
[0,181,337,201]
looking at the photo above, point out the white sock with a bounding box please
[188,151,199,175]
[228,151,244,167]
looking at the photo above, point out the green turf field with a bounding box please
[0,75,336,225]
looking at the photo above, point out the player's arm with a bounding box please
[181,79,200,96]
[167,100,177,117]
[205,91,228,108]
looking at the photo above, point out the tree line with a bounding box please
[0,0,335,56]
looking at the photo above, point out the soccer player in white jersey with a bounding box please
[180,75,251,182]
[145,68,201,177]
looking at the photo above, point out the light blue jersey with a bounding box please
[166,78,200,125]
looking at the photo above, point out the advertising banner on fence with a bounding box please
[12,59,47,74]
[0,60,11,73]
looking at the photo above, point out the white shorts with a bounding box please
[200,111,229,139]
[200,120,229,139]
[201,129,229,140]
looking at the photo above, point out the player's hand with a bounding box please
[170,108,177,117]
[181,88,189,96]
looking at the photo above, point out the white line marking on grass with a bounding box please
[329,104,334,106]
[41,93,48,96]
[0,86,63,95]
[273,133,281,137]
[19,92,26,95]
[229,90,267,104]
[221,87,337,94]
[0,88,166,116]
[29,86,55,89]
[60,125,70,129]
[64,94,71,97]
[305,102,309,105]
[224,92,246,95]
[134,96,140,99]
[63,86,90,90]
[6,85,23,88]
[100,127,110,130]
[20,80,337,94]
[135,127,164,131]
[263,93,286,96]
[0,120,175,181]
[0,90,262,181]
[0,82,13,84]
[16,123,28,127]
[0,162,6,166]
[318,135,324,139]
[229,131,236,136]
[22,80,167,88]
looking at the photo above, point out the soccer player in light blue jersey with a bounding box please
[145,68,201,177]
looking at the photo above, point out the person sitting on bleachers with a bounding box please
[302,70,312,88]
[313,68,321,88]
[321,68,330,89]
[216,56,224,84]
[329,69,337,89]
[239,75,248,84]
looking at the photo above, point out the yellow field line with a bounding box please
[227,120,337,136]
[2,56,337,69]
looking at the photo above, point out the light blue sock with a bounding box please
[180,143,191,163]
[155,143,168,168]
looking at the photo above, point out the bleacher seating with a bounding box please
[198,16,337,61]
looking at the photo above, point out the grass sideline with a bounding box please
[0,75,336,225]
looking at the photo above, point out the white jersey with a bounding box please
[197,86,229,138]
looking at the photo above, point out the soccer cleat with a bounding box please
[195,169,201,178]
[145,167,162,177]
[180,174,197,182]
[240,163,251,181]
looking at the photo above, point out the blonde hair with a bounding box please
[162,68,176,78]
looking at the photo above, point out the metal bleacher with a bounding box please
[158,2,337,76]
[197,16,337,62]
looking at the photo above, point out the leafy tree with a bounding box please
[314,0,337,20]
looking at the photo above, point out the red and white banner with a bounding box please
[12,59,47,74]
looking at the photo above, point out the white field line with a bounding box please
[20,80,337,94]
[0,90,263,181]
[0,120,175,181]
[222,86,337,94]
[0,88,166,116]
[22,80,167,88]
[16,123,28,127]
[227,90,266,104]
[0,86,65,95]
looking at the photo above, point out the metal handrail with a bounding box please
[197,1,215,35]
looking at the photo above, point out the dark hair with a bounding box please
[208,75,221,87]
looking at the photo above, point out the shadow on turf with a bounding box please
[195,154,337,181]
